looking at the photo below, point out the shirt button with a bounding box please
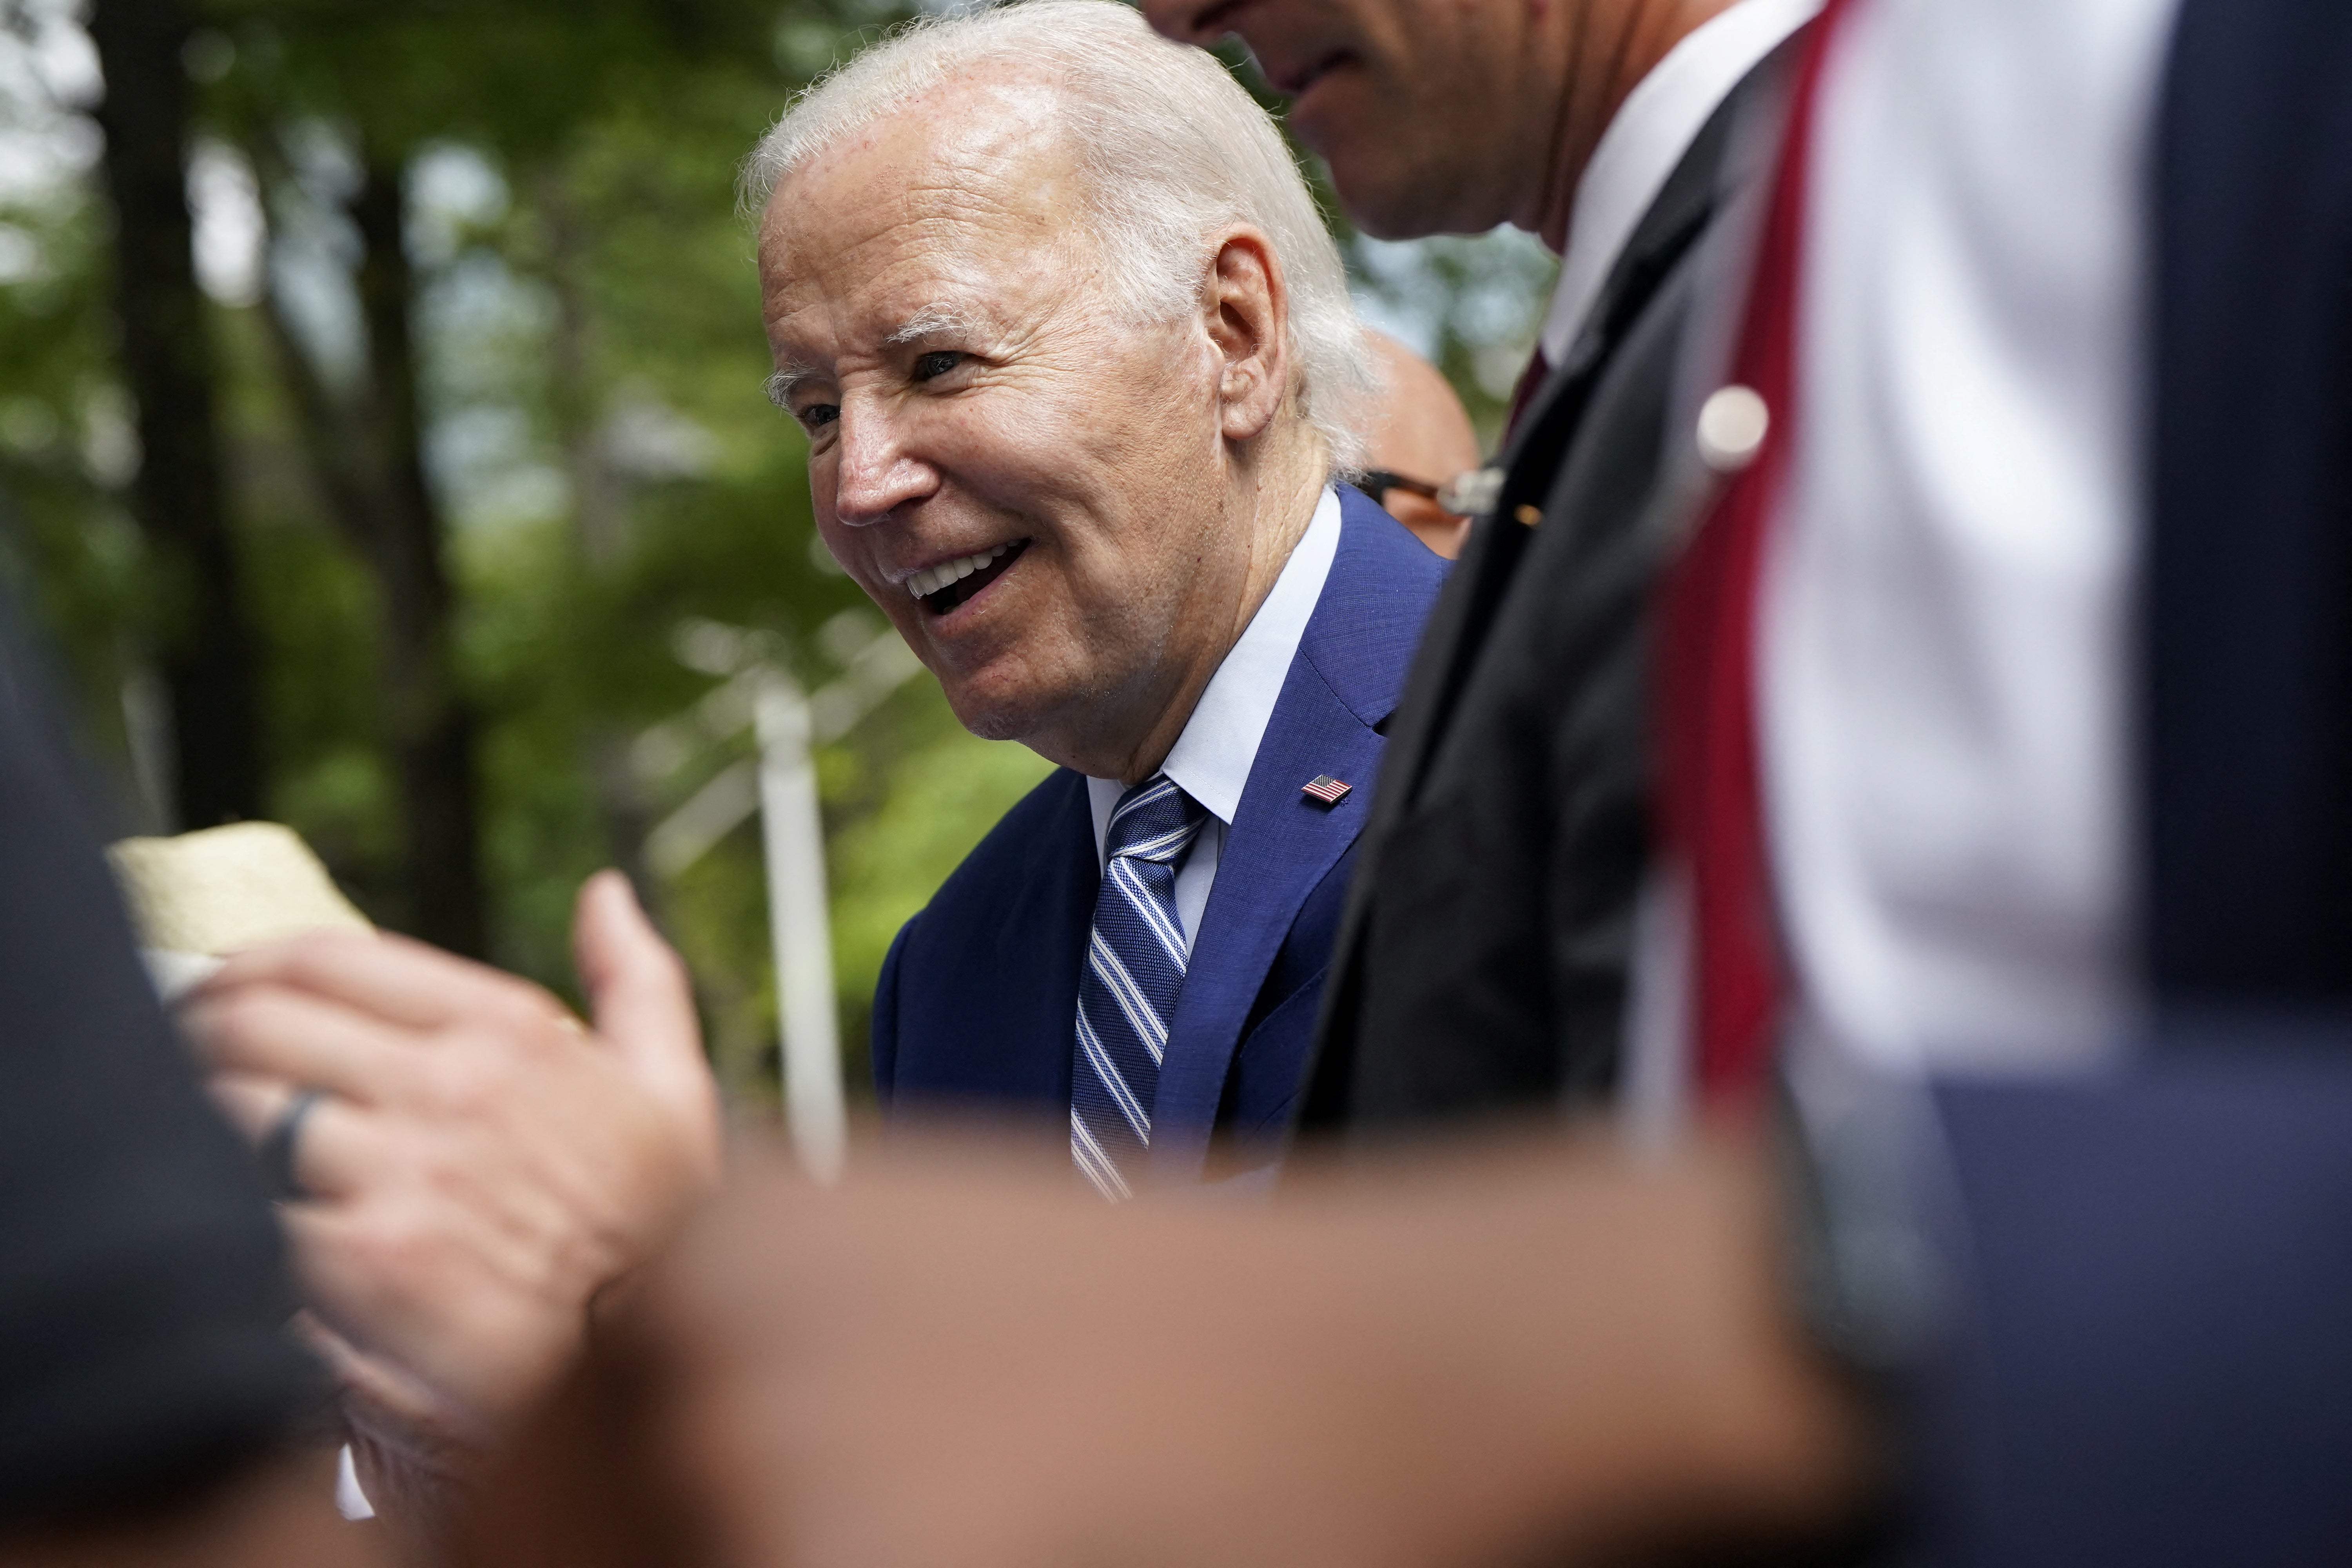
[1696,385,1770,472]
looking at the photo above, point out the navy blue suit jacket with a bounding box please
[872,488,1445,1176]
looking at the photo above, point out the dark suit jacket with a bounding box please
[1303,43,1800,1135]
[873,487,1446,1175]
[2143,0,2352,1007]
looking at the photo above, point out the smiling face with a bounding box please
[759,83,1309,779]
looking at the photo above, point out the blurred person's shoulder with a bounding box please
[0,605,325,1531]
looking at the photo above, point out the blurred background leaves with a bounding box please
[0,0,1549,1112]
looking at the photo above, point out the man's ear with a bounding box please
[1201,228,1290,445]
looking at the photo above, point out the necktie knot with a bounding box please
[1105,775,1207,867]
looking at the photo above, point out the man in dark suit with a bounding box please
[1137,0,1824,1129]
[739,1,1445,1192]
[1148,0,2351,1129]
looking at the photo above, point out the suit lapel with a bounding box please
[1336,100,1738,897]
[1299,47,1789,1134]
[1399,70,1749,802]
[1149,660,1381,1174]
[1148,492,1433,1176]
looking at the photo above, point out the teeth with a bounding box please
[905,542,1012,601]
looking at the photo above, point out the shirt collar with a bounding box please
[1538,0,1821,368]
[1088,486,1344,858]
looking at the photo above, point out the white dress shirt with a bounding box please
[1085,486,1343,949]
[1537,0,1822,366]
[1761,0,2180,1077]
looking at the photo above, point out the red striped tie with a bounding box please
[1655,6,1847,1109]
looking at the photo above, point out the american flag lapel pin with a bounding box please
[1301,774,1352,808]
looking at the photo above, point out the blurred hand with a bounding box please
[185,872,722,1472]
[461,1132,1876,1568]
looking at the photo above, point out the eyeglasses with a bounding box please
[1359,466,1503,518]
[1357,469,1443,506]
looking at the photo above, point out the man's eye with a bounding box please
[799,403,840,430]
[911,350,964,382]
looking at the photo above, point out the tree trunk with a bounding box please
[345,157,489,958]
[241,130,488,956]
[542,180,659,895]
[87,0,264,830]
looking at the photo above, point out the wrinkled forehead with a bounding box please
[756,78,1097,328]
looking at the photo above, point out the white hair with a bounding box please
[741,0,1374,470]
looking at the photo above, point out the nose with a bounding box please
[1139,0,1238,47]
[829,399,938,529]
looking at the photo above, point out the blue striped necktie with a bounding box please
[1071,774,1208,1200]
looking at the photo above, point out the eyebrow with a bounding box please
[763,363,815,409]
[885,303,985,346]
[763,304,988,407]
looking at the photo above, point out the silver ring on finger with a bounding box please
[260,1088,326,1203]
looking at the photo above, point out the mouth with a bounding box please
[905,538,1030,617]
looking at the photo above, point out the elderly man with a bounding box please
[747,0,1444,1192]
[178,0,1436,1534]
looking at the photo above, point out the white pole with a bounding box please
[753,668,848,1183]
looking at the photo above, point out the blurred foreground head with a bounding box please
[746,1,1374,779]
